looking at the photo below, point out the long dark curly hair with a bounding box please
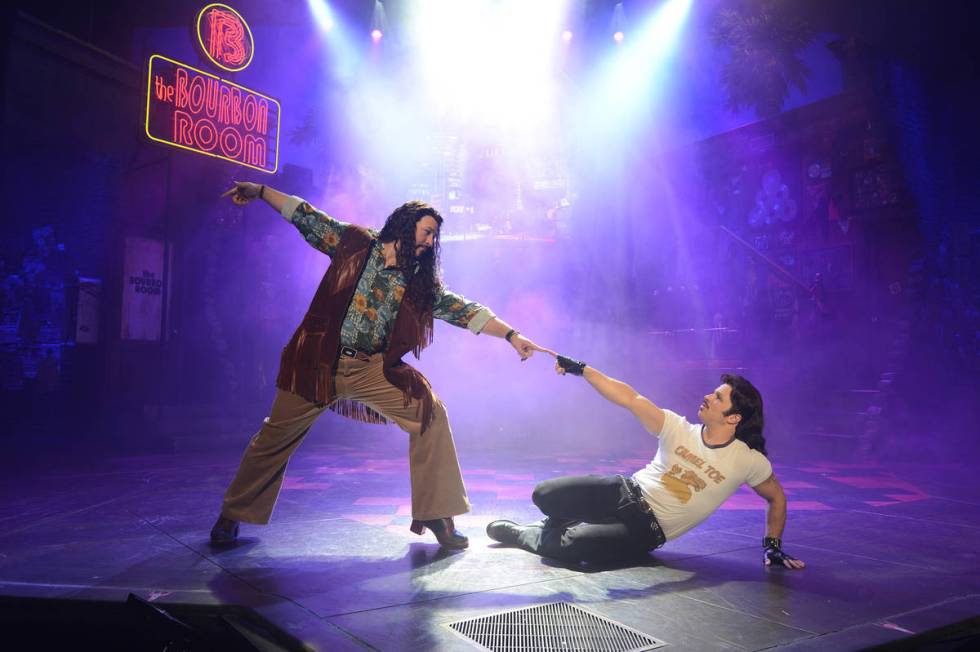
[721,373,767,456]
[378,201,443,310]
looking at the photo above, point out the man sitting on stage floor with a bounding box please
[487,354,807,569]
[211,181,547,550]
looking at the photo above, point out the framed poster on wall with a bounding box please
[121,237,165,341]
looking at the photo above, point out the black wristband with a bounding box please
[259,184,266,200]
[763,536,782,549]
[505,329,518,342]
[556,354,586,376]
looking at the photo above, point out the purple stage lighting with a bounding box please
[371,28,383,42]
[562,30,573,43]
[613,30,625,43]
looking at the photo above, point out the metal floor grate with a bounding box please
[446,601,666,651]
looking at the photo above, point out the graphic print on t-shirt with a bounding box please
[632,410,774,541]
[662,463,708,503]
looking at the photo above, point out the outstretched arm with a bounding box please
[481,317,550,361]
[221,181,289,214]
[430,290,550,362]
[752,474,806,570]
[221,181,346,257]
[555,357,665,435]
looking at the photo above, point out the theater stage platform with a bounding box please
[1,439,977,650]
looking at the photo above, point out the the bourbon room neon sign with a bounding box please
[145,54,280,173]
[196,3,254,72]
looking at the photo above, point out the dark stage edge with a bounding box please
[1,439,978,651]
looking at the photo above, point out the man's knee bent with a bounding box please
[532,477,565,511]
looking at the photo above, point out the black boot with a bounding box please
[410,517,469,550]
[486,519,525,546]
[210,516,239,546]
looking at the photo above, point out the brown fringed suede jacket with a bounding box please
[275,225,437,433]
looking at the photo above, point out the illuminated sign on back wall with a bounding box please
[145,54,280,173]
[196,3,254,72]
[143,5,279,172]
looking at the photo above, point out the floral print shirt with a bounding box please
[284,197,495,353]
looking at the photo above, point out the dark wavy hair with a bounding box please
[378,200,443,310]
[721,373,767,456]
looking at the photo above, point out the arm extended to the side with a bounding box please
[222,181,550,363]
[556,357,666,436]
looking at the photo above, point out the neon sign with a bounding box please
[145,54,280,173]
[196,3,254,72]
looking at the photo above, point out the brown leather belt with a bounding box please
[339,345,373,361]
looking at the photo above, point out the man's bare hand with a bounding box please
[221,181,263,206]
[509,334,553,362]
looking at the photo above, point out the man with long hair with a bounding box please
[487,354,806,569]
[211,181,547,549]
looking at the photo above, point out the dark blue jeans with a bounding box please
[516,474,666,564]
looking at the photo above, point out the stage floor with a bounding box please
[1,439,978,650]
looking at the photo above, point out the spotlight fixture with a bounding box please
[370,1,387,43]
[611,2,626,44]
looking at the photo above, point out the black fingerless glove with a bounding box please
[763,538,798,567]
[556,354,587,376]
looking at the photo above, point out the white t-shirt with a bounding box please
[632,409,772,541]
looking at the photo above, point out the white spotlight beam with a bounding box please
[306,0,335,32]
[590,0,693,127]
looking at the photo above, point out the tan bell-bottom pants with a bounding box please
[219,353,470,523]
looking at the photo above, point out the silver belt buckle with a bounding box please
[340,346,357,358]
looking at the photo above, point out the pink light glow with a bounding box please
[613,31,624,43]
[371,29,383,42]
[561,30,573,43]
